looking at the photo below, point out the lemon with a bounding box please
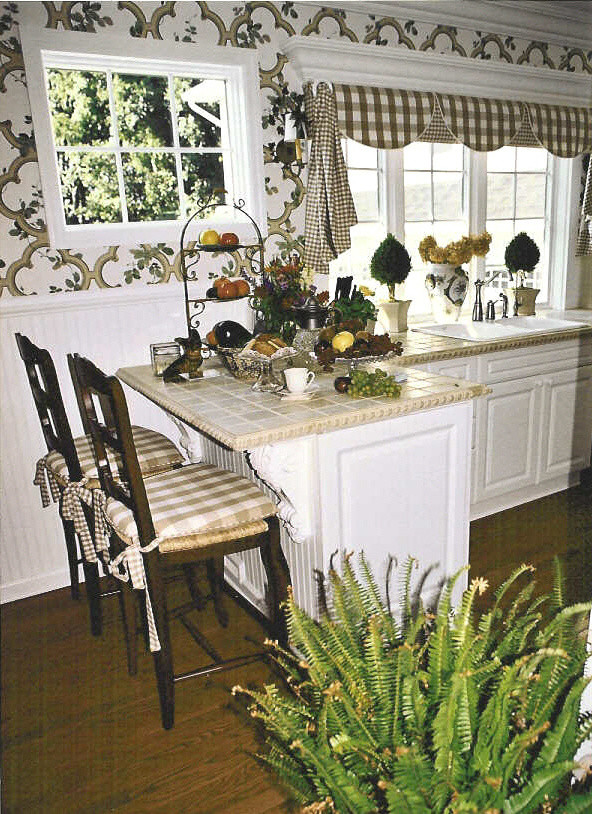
[332,331,355,353]
[199,229,220,245]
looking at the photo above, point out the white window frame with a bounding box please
[344,144,560,319]
[20,28,266,249]
[285,36,590,311]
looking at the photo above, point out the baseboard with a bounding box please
[1,567,71,604]
[470,473,581,521]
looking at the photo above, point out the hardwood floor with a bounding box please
[2,476,592,813]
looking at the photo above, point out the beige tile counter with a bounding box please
[117,364,488,452]
[392,310,592,366]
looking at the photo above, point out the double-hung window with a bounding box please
[332,139,553,317]
[20,28,265,248]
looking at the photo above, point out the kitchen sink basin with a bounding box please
[502,316,588,333]
[414,317,588,343]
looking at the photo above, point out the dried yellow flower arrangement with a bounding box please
[418,231,492,266]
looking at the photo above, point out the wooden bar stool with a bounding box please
[15,333,186,637]
[70,353,291,729]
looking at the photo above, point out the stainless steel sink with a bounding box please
[414,317,588,343]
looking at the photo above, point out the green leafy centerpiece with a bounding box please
[234,556,592,813]
[370,235,412,333]
[250,256,325,343]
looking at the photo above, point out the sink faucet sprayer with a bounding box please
[472,269,513,322]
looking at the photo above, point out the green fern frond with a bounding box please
[554,791,592,813]
[503,760,576,813]
[236,556,590,813]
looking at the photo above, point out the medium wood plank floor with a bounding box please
[3,476,592,813]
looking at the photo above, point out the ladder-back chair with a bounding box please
[16,333,185,638]
[69,353,291,729]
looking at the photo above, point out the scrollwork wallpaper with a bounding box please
[0,1,589,297]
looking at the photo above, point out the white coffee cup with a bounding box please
[284,367,315,394]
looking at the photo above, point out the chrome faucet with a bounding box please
[499,292,509,318]
[472,268,513,321]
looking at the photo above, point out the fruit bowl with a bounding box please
[210,345,296,381]
[210,346,264,381]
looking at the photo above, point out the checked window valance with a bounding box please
[333,84,592,158]
[304,81,592,272]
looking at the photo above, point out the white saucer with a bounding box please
[279,384,319,401]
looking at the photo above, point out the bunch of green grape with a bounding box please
[348,368,402,399]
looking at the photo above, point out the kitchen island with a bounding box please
[119,311,592,620]
[117,364,487,618]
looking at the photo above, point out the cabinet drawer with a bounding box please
[478,337,592,384]
[425,356,480,381]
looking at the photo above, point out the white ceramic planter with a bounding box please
[377,299,411,334]
[424,263,469,323]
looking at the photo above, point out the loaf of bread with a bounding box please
[243,334,287,356]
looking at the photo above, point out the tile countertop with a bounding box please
[117,364,489,452]
[391,309,592,365]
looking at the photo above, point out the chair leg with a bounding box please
[82,559,102,637]
[182,564,207,611]
[259,516,291,647]
[60,516,81,600]
[206,557,229,628]
[144,550,175,729]
[118,584,138,676]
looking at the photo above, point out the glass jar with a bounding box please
[150,342,182,376]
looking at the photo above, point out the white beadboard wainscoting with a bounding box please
[0,285,255,604]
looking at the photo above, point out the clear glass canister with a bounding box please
[150,342,182,376]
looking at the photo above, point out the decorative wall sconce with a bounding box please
[274,111,306,169]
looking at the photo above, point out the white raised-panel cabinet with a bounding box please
[539,366,592,481]
[473,376,543,505]
[421,335,592,519]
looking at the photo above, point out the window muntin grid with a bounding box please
[47,66,232,227]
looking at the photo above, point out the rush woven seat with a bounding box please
[45,425,184,488]
[100,463,276,548]
[69,352,291,730]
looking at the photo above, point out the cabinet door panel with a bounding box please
[317,403,472,606]
[474,377,542,503]
[539,367,592,480]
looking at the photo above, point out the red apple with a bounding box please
[220,232,239,246]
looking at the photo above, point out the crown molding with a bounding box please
[283,36,592,107]
[336,1,592,50]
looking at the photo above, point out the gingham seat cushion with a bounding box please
[103,463,277,550]
[46,426,184,487]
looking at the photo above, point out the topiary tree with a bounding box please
[235,556,592,813]
[505,232,540,287]
[370,234,411,301]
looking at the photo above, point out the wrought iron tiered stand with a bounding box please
[162,197,264,382]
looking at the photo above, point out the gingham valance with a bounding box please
[332,84,592,157]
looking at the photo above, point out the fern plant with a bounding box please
[234,557,592,813]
